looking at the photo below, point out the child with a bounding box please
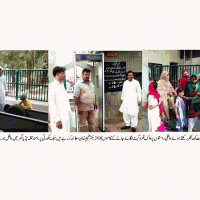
[175,88,196,132]
[18,93,33,109]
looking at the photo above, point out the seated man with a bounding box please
[3,104,27,117]
[18,94,33,109]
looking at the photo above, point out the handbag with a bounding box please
[168,96,175,109]
[157,124,166,132]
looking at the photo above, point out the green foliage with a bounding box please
[0,50,48,69]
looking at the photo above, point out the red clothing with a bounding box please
[180,78,189,90]
[146,81,164,118]
[180,70,189,90]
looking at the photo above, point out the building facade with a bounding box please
[142,50,200,104]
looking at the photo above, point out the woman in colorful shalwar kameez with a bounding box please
[185,73,200,132]
[157,71,177,121]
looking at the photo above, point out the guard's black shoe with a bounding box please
[121,126,130,130]
[132,127,136,132]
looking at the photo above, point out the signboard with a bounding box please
[106,51,119,57]
[104,62,126,93]
[76,54,102,62]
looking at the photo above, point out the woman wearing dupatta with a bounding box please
[180,70,190,90]
[179,70,190,118]
[185,73,200,132]
[157,71,177,120]
[147,81,164,132]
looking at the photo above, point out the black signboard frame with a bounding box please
[104,62,126,93]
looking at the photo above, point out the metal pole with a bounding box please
[102,53,105,132]
[16,70,19,100]
[191,50,193,65]
[184,50,185,65]
[73,51,79,132]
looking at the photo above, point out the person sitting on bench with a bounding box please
[18,94,33,109]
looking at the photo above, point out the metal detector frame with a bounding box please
[73,52,105,132]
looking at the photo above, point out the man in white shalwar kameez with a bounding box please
[0,67,8,111]
[49,67,74,132]
[119,71,141,132]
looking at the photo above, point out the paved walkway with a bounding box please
[98,107,200,133]
[104,107,148,132]
[6,96,48,112]
[68,108,144,133]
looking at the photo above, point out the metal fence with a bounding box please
[153,65,200,89]
[3,69,48,102]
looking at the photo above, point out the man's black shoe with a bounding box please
[121,126,130,130]
[132,127,136,132]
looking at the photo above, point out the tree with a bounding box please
[0,50,49,93]
[0,50,48,70]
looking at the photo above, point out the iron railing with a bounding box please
[3,69,48,102]
[153,65,200,89]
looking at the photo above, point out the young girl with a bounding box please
[146,81,164,132]
[175,87,196,132]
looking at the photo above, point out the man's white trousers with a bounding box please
[123,113,138,128]
[188,117,197,132]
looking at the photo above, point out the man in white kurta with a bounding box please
[0,67,8,111]
[49,66,74,132]
[119,71,141,132]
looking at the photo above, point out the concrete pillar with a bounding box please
[142,51,149,105]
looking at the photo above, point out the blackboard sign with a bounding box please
[104,62,126,93]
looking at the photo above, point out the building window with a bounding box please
[180,50,200,59]
[148,63,162,81]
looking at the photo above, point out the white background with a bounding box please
[1,3,200,200]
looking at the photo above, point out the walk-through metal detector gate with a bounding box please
[73,52,105,132]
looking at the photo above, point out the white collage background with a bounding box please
[1,3,200,200]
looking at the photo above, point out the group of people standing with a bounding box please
[147,70,200,132]
[49,67,97,132]
[49,68,142,133]
[49,66,200,133]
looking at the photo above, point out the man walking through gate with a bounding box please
[120,71,141,132]
[73,68,98,132]
[49,66,74,132]
[0,66,8,111]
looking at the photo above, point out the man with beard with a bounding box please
[73,68,97,132]
[119,71,141,132]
